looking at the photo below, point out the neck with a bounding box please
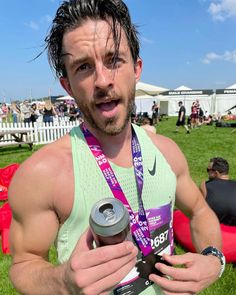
[218,174,229,180]
[83,121,133,167]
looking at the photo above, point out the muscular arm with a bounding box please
[8,141,138,295]
[154,134,221,251]
[9,148,67,294]
[175,168,221,252]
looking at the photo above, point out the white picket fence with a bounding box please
[0,121,79,146]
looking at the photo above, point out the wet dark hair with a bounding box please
[210,157,229,174]
[45,0,140,78]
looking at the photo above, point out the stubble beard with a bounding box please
[78,89,135,136]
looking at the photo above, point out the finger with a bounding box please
[155,262,196,282]
[75,241,138,269]
[74,227,94,252]
[158,253,203,281]
[149,275,197,294]
[74,245,138,286]
[83,256,137,294]
[162,252,195,266]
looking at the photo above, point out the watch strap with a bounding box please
[201,246,225,278]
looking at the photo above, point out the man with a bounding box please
[200,157,236,226]
[9,1,224,294]
[20,100,32,123]
[141,117,156,134]
[176,101,190,133]
[152,101,159,125]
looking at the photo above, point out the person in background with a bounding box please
[11,102,21,124]
[200,157,236,226]
[202,114,213,125]
[20,100,32,124]
[68,104,79,121]
[140,117,156,133]
[190,101,198,128]
[1,103,8,123]
[151,100,159,125]
[195,99,201,126]
[175,101,190,134]
[30,103,40,124]
[57,102,67,120]
[43,100,56,124]
[0,103,3,123]
[9,1,224,294]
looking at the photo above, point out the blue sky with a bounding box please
[0,0,235,102]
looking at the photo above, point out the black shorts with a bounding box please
[176,119,185,126]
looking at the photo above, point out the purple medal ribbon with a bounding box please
[81,123,153,256]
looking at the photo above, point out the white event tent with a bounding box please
[157,86,214,116]
[215,84,236,115]
[56,95,75,101]
[135,82,168,116]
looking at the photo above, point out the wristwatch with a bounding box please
[201,246,226,278]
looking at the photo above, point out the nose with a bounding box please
[94,63,114,90]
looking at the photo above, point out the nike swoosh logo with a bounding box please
[148,156,156,176]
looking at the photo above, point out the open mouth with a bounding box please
[96,100,120,113]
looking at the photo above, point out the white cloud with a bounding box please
[202,50,236,63]
[141,37,155,44]
[25,21,39,31]
[208,0,236,21]
[41,15,53,24]
[25,15,52,31]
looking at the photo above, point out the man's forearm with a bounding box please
[190,207,222,252]
[10,260,69,295]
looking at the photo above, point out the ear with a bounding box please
[134,58,142,83]
[215,171,221,178]
[60,77,74,97]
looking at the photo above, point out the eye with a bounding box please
[77,63,93,72]
[106,56,124,69]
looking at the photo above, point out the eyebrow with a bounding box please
[61,48,127,70]
[61,52,90,71]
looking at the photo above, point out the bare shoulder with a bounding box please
[147,132,189,177]
[9,134,73,210]
[8,135,73,262]
[141,125,156,134]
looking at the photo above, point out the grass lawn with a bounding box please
[0,118,236,294]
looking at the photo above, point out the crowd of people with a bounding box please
[0,100,83,124]
[131,98,226,136]
[174,98,229,134]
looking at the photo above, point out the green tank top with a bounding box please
[56,124,176,294]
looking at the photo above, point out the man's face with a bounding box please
[60,19,142,136]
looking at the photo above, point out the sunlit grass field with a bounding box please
[0,117,236,294]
